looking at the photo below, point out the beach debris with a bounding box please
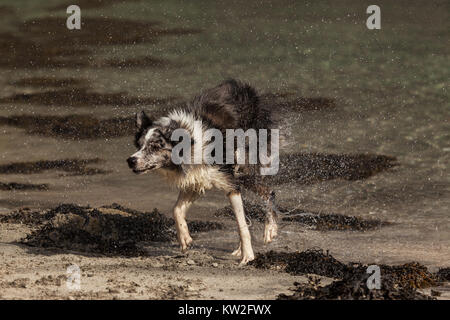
[250,249,438,300]
[0,203,222,257]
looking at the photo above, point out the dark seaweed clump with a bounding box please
[435,268,450,282]
[267,153,397,185]
[0,115,135,140]
[23,204,173,256]
[102,203,224,234]
[0,182,49,191]
[12,203,222,256]
[214,200,388,231]
[0,208,55,225]
[279,272,434,300]
[250,249,438,300]
[281,209,389,231]
[0,15,199,69]
[0,88,174,107]
[0,159,109,176]
[250,249,349,278]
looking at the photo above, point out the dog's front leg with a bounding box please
[173,190,198,252]
[227,191,255,265]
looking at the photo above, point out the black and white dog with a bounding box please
[127,79,278,264]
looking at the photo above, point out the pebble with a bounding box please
[152,261,164,268]
[212,263,219,268]
[187,259,195,265]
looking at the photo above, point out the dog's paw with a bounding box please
[239,251,255,266]
[263,222,278,244]
[232,243,254,265]
[231,243,242,257]
[179,233,193,252]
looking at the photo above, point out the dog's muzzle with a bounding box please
[127,157,137,169]
[127,157,156,173]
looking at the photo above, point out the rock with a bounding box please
[152,261,164,268]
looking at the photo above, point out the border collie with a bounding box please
[127,79,278,264]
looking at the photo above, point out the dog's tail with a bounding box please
[193,79,268,130]
[220,79,260,113]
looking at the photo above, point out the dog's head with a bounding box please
[127,111,174,174]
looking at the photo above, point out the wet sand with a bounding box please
[0,0,449,299]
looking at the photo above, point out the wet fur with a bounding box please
[133,79,273,194]
[128,79,278,264]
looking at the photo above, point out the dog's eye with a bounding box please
[134,137,143,149]
[156,129,168,140]
[149,139,163,148]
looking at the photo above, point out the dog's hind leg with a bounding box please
[227,191,255,265]
[173,190,199,252]
[262,189,278,244]
[242,180,278,244]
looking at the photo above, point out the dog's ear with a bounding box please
[136,110,152,129]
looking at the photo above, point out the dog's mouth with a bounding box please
[132,165,157,174]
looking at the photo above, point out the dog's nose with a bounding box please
[127,157,137,168]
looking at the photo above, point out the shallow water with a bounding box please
[0,0,449,272]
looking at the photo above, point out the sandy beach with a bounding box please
[0,0,448,299]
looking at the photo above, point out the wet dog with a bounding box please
[127,79,278,264]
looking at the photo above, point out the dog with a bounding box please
[127,79,278,264]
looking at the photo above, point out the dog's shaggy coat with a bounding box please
[127,79,278,264]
